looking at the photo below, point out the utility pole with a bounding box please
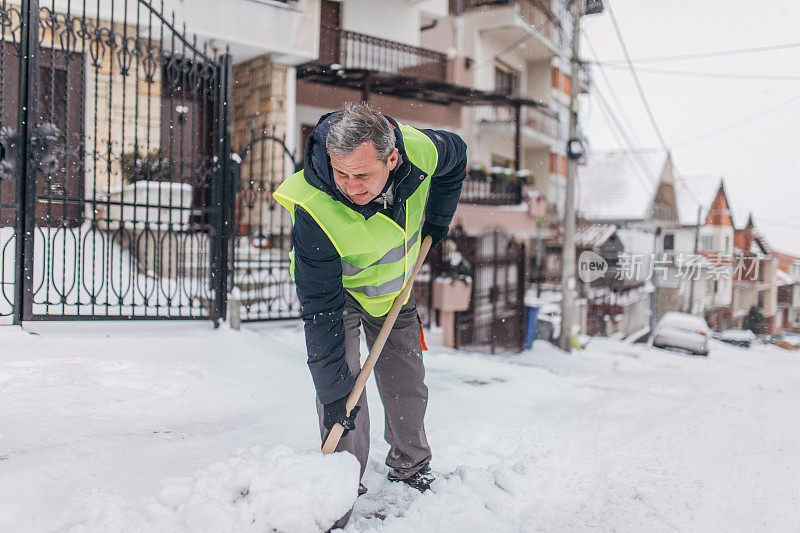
[687,205,702,313]
[559,0,603,352]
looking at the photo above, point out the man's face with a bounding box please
[329,142,399,205]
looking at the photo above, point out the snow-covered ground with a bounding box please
[2,321,799,531]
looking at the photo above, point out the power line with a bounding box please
[591,85,659,195]
[593,63,800,81]
[673,90,800,147]
[605,0,668,151]
[583,33,645,152]
[758,218,800,230]
[583,34,670,200]
[603,1,705,208]
[599,41,800,64]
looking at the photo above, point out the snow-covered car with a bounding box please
[652,312,710,356]
[716,329,757,348]
[770,332,800,350]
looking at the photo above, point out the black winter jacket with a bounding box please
[292,112,466,404]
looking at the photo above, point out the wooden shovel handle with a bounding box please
[322,236,433,455]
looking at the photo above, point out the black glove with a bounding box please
[323,395,360,436]
[421,221,449,248]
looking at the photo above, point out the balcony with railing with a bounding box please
[451,0,561,50]
[474,104,562,145]
[460,168,524,206]
[316,25,448,82]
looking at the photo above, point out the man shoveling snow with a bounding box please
[273,102,466,516]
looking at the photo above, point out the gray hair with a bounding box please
[326,102,396,161]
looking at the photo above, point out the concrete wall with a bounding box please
[342,0,421,46]
[340,0,447,48]
[165,0,321,65]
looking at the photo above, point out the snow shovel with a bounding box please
[322,235,433,455]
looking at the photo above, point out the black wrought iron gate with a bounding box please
[229,126,301,322]
[452,229,526,354]
[1,0,233,323]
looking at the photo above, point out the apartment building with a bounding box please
[421,0,585,218]
[295,0,465,155]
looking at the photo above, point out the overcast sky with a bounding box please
[582,0,800,255]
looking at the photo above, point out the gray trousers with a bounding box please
[316,293,431,481]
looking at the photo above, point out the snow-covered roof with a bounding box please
[674,176,723,227]
[578,149,668,221]
[575,223,617,248]
[776,269,794,286]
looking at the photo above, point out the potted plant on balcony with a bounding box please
[432,250,472,312]
[97,150,193,230]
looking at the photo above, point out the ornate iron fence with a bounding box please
[229,125,301,322]
[1,0,232,323]
[416,227,526,353]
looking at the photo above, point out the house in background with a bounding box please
[732,216,779,333]
[545,223,649,338]
[771,250,800,333]
[576,149,688,325]
[674,178,735,329]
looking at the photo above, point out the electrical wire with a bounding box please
[583,33,645,153]
[672,90,800,147]
[605,0,668,151]
[599,41,800,64]
[594,63,800,81]
[592,85,660,195]
[585,11,681,202]
[603,0,703,207]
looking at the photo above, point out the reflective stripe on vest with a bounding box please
[340,226,421,277]
[273,123,438,317]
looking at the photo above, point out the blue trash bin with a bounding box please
[525,306,540,350]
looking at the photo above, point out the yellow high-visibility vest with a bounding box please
[274,123,438,317]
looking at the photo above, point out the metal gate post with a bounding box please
[518,242,524,352]
[13,0,39,324]
[211,52,233,325]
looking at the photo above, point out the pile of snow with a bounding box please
[58,445,359,533]
[718,329,756,342]
[4,322,800,531]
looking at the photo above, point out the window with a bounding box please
[548,153,567,176]
[551,66,571,96]
[701,235,713,251]
[494,60,518,95]
[663,233,675,251]
[757,291,765,309]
